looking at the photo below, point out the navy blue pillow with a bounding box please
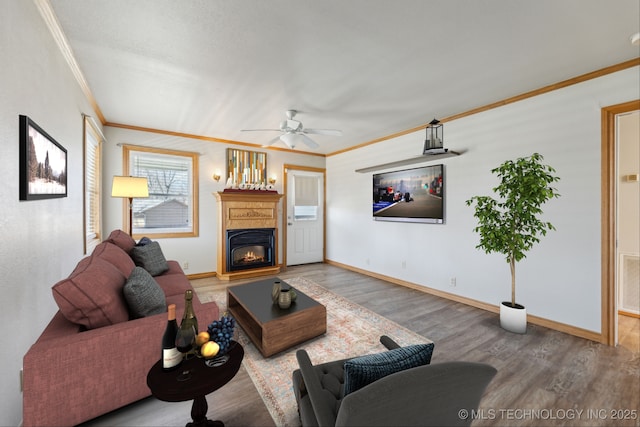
[136,236,153,246]
[343,343,435,395]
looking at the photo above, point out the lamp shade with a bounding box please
[111,176,149,198]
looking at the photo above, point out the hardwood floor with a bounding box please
[619,313,640,353]
[82,263,640,427]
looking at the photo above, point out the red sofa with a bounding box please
[22,230,219,427]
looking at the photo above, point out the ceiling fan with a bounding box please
[241,110,342,149]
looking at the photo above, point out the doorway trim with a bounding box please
[282,164,327,269]
[601,99,640,346]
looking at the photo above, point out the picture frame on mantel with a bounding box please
[19,115,67,201]
[227,148,267,186]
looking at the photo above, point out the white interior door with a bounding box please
[286,170,324,266]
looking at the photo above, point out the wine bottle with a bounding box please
[162,304,182,371]
[181,289,198,334]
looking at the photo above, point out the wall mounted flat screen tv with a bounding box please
[372,164,444,224]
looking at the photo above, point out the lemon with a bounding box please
[200,341,220,358]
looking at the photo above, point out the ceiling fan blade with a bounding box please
[303,128,343,136]
[240,128,281,132]
[262,135,282,147]
[284,119,302,131]
[300,134,319,149]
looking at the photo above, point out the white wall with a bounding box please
[0,2,101,425]
[102,126,325,275]
[326,66,639,333]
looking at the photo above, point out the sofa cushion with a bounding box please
[155,262,193,297]
[343,343,434,396]
[92,242,136,277]
[52,256,129,329]
[130,241,169,276]
[123,267,167,318]
[106,229,136,254]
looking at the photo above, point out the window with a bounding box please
[293,175,319,221]
[83,116,102,254]
[123,145,199,238]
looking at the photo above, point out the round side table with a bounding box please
[147,341,244,427]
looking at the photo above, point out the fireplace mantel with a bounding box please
[214,191,284,280]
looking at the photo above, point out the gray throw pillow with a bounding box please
[123,266,166,318]
[130,241,169,276]
[343,343,435,396]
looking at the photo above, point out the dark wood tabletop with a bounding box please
[147,341,244,402]
[227,277,321,323]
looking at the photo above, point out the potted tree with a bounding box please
[465,153,560,333]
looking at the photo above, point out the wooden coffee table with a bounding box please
[227,278,326,357]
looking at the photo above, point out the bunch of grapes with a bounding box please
[207,314,236,355]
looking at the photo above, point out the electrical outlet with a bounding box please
[450,277,457,287]
[365,258,370,265]
[183,262,189,270]
[402,261,406,269]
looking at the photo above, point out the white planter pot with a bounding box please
[500,302,527,334]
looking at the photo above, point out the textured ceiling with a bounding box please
[48,0,640,155]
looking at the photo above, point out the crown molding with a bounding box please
[35,0,105,124]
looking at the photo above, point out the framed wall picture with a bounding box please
[226,148,267,186]
[19,115,67,200]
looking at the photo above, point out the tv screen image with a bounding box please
[372,164,444,224]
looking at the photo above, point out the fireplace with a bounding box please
[215,191,283,280]
[227,228,275,272]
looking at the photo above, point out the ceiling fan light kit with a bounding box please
[242,109,342,149]
[280,133,298,148]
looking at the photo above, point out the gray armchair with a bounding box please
[292,335,496,427]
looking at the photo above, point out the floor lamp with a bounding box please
[111,176,149,236]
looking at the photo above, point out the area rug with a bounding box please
[200,277,432,427]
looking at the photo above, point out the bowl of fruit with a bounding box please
[207,314,236,355]
[196,313,236,367]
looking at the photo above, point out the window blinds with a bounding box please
[84,119,101,252]
[294,175,319,206]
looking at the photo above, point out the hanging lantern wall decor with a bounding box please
[423,118,446,154]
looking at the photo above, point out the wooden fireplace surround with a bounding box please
[214,191,284,280]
